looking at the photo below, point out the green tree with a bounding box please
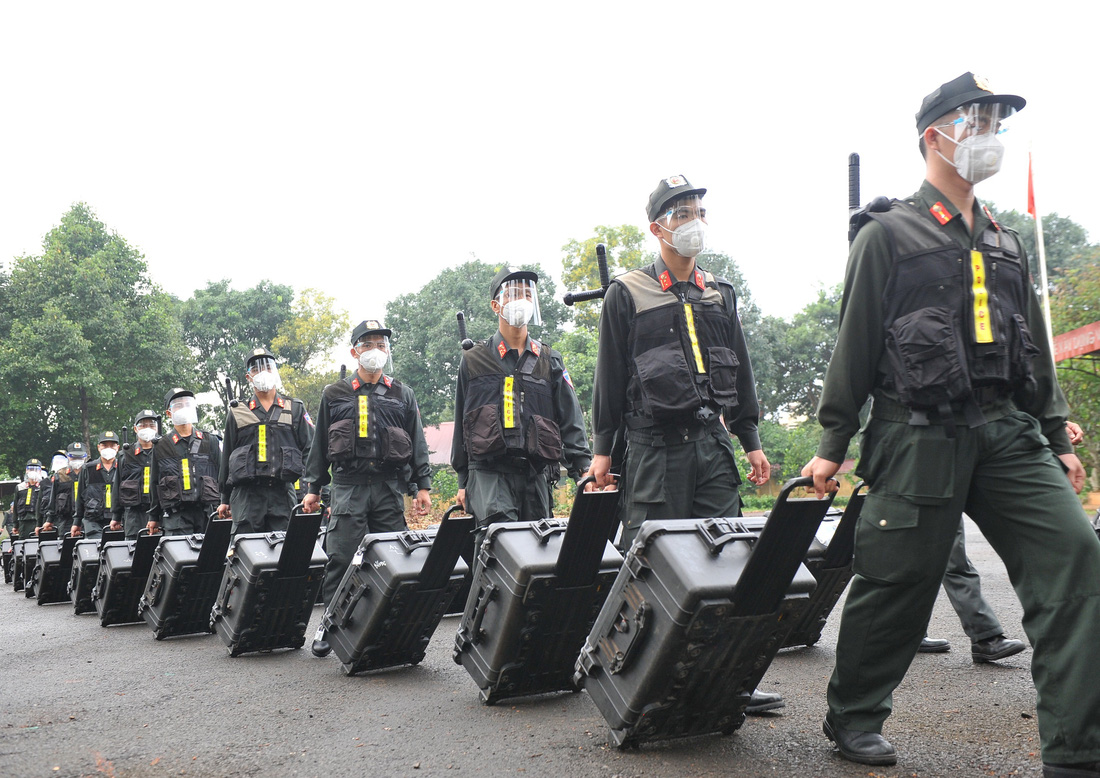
[0,203,192,473]
[987,205,1094,280]
[280,365,341,418]
[560,225,649,331]
[386,259,569,425]
[271,288,349,372]
[180,280,294,405]
[769,285,844,421]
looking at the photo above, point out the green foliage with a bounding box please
[987,205,1094,280]
[767,285,843,421]
[386,259,569,425]
[279,365,341,419]
[180,280,295,405]
[0,203,192,473]
[561,225,649,331]
[271,288,349,372]
[430,465,460,505]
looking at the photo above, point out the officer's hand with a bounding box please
[585,455,618,492]
[1058,453,1086,494]
[414,489,431,515]
[302,493,320,514]
[1067,421,1085,446]
[42,522,54,532]
[745,450,771,486]
[456,489,466,511]
[146,520,160,534]
[217,503,231,520]
[109,520,122,532]
[800,457,841,499]
[70,524,82,537]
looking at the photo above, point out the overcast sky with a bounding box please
[2,2,1096,345]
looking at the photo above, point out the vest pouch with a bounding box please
[705,346,740,406]
[377,427,413,464]
[633,345,703,420]
[85,495,102,517]
[56,491,72,516]
[525,415,563,464]
[227,445,258,487]
[1008,313,1041,389]
[158,475,182,506]
[119,478,142,506]
[885,306,971,407]
[279,446,304,482]
[200,476,220,504]
[327,418,355,461]
[463,404,507,459]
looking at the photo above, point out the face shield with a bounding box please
[135,417,159,443]
[67,453,88,472]
[354,334,393,374]
[655,196,708,258]
[51,454,68,473]
[25,465,44,484]
[247,356,281,393]
[169,394,199,427]
[495,278,542,328]
[932,101,1016,184]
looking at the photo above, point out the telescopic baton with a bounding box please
[847,152,860,246]
[563,243,611,306]
[456,312,474,351]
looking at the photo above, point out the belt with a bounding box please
[332,470,399,486]
[469,455,539,473]
[870,393,1015,425]
[626,421,720,447]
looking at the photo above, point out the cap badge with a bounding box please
[665,175,687,187]
[973,74,992,93]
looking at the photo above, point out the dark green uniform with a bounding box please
[452,332,591,547]
[118,445,155,538]
[12,482,41,539]
[817,181,1100,762]
[592,256,762,548]
[304,372,432,605]
[149,430,221,536]
[76,459,119,538]
[219,394,313,535]
[47,469,79,536]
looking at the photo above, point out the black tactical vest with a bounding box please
[869,201,1040,412]
[225,397,305,486]
[323,376,413,466]
[81,462,117,521]
[154,431,220,507]
[13,484,40,521]
[118,446,154,508]
[616,267,741,427]
[52,470,77,520]
[461,341,562,464]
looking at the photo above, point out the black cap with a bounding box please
[916,72,1025,134]
[164,387,194,410]
[25,458,43,468]
[245,346,276,370]
[97,431,120,446]
[134,409,160,425]
[66,442,87,456]
[490,267,538,299]
[350,320,391,345]
[646,175,706,223]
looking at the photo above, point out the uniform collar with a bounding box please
[248,395,286,411]
[491,331,540,360]
[653,255,706,293]
[350,374,391,391]
[916,180,992,235]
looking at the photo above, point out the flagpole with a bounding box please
[1029,149,1055,357]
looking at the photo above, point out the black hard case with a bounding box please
[574,476,833,748]
[19,536,45,598]
[453,484,623,704]
[34,536,78,605]
[322,508,474,675]
[138,520,233,639]
[12,539,28,591]
[2,538,12,584]
[69,532,123,615]
[94,532,160,626]
[210,512,326,656]
[738,483,866,649]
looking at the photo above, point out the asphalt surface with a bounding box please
[1,519,1046,778]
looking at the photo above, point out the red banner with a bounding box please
[1054,320,1100,362]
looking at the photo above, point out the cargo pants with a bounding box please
[940,518,1003,642]
[321,478,407,606]
[228,482,296,536]
[465,463,553,553]
[828,408,1100,763]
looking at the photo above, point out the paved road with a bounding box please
[1,519,1045,778]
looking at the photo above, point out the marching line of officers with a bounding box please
[5,71,1100,778]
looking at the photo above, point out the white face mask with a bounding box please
[669,218,707,258]
[936,130,1004,184]
[172,405,198,427]
[251,371,279,393]
[359,349,388,373]
[69,458,86,472]
[51,455,68,472]
[501,299,535,327]
[100,447,117,462]
[136,427,157,443]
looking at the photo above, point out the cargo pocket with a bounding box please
[200,476,220,503]
[85,497,102,516]
[855,419,955,504]
[885,306,971,407]
[158,476,181,504]
[227,446,256,487]
[525,416,563,464]
[463,405,506,458]
[119,478,141,506]
[379,426,413,464]
[706,346,739,407]
[280,446,304,482]
[852,493,927,583]
[327,418,355,460]
[633,346,701,420]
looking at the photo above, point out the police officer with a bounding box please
[451,267,591,550]
[37,450,67,535]
[586,176,778,714]
[218,347,314,535]
[44,442,88,537]
[75,431,122,538]
[802,73,1100,773]
[304,320,432,657]
[117,410,160,538]
[148,388,221,536]
[11,459,46,539]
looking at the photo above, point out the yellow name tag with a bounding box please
[25,489,32,505]
[970,250,993,344]
[503,376,516,429]
[258,425,268,463]
[105,485,112,510]
[683,304,706,373]
[359,396,369,438]
[182,458,191,492]
[143,466,150,494]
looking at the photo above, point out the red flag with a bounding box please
[1027,153,1037,219]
